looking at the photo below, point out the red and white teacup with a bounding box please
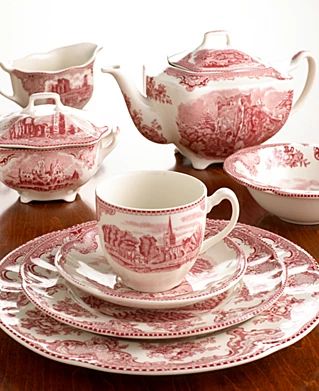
[96,170,239,292]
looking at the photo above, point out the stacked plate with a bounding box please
[0,219,319,375]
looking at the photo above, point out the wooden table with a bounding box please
[0,134,318,391]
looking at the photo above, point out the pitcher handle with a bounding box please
[200,188,239,254]
[0,62,20,105]
[289,51,316,114]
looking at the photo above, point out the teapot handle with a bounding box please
[23,92,64,113]
[0,62,20,105]
[197,30,231,50]
[289,51,316,114]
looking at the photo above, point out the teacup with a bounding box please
[96,170,239,293]
[0,42,102,108]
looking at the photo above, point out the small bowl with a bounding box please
[224,143,319,224]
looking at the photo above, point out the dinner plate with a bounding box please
[54,222,247,309]
[0,221,318,375]
[20,225,286,339]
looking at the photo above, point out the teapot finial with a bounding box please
[197,30,231,50]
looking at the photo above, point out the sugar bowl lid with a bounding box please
[0,93,108,149]
[167,30,286,79]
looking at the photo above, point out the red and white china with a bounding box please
[0,43,102,108]
[102,30,316,169]
[224,143,319,224]
[0,93,119,202]
[55,221,246,309]
[20,220,286,339]
[95,171,239,292]
[0,221,318,375]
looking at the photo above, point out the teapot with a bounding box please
[0,42,102,109]
[102,31,316,169]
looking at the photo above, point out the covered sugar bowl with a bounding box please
[0,92,119,203]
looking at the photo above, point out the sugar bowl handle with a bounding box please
[23,92,64,113]
[289,51,316,114]
[100,126,120,158]
[200,188,239,254]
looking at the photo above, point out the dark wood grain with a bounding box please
[0,138,318,391]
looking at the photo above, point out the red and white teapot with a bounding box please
[102,30,316,169]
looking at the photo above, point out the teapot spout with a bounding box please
[101,65,168,144]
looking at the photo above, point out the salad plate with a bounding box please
[20,225,286,339]
[54,223,247,309]
[0,221,318,375]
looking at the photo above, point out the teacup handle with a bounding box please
[0,62,20,105]
[23,92,64,113]
[289,51,316,114]
[200,188,239,254]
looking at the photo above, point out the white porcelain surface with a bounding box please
[21,220,286,339]
[96,171,239,293]
[0,93,119,203]
[0,221,318,375]
[224,143,319,224]
[55,220,246,309]
[102,31,316,169]
[0,42,101,108]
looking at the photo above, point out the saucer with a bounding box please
[54,222,247,309]
[0,221,318,375]
[20,226,286,339]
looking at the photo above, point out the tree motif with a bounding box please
[177,89,293,159]
[146,76,172,104]
[269,146,310,169]
[123,93,167,144]
[102,225,139,256]
[139,235,160,260]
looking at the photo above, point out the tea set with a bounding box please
[0,30,319,375]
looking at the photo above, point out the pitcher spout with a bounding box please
[101,65,168,144]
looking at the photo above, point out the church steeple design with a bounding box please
[163,216,177,247]
[167,216,176,246]
[102,216,203,273]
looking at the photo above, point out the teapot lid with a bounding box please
[168,30,287,79]
[0,93,109,149]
